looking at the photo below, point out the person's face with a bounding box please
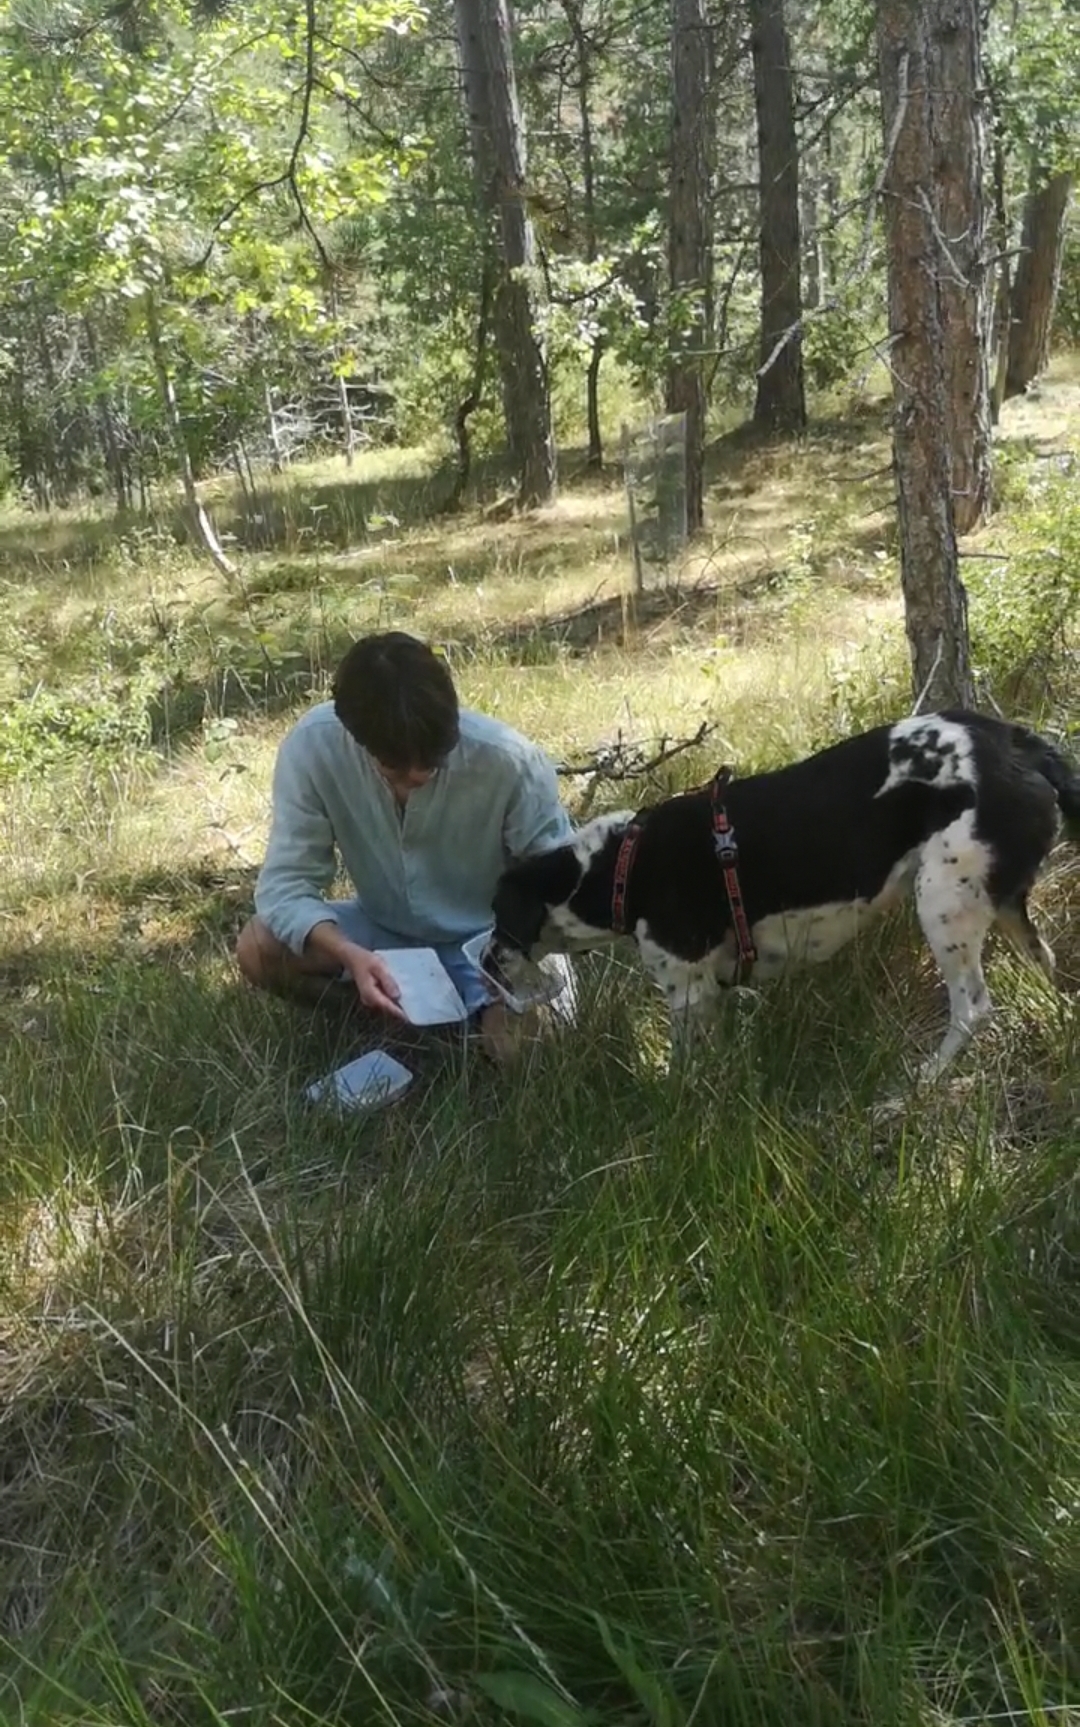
[373,759,438,799]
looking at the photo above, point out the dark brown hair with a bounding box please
[332,632,459,770]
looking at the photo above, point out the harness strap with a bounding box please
[611,823,641,935]
[609,772,757,982]
[710,768,757,982]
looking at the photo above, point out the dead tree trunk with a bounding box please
[325,277,356,469]
[336,372,356,468]
[454,0,557,507]
[667,0,716,532]
[877,2,975,710]
[144,289,236,578]
[749,0,806,434]
[264,383,286,474]
[927,0,991,533]
[1005,168,1073,399]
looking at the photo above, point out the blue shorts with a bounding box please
[332,902,494,1018]
[331,901,577,1024]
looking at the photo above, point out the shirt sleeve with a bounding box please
[253,730,342,954]
[502,744,575,861]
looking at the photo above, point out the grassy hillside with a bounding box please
[2,372,1080,1726]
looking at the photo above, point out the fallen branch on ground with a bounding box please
[556,723,720,814]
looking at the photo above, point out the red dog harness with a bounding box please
[610,819,641,935]
[610,767,757,981]
[708,767,757,981]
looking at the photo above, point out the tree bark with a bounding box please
[586,339,604,468]
[1005,168,1073,400]
[11,331,46,506]
[34,308,77,503]
[988,90,1011,428]
[749,0,806,434]
[877,3,975,711]
[926,0,991,533]
[325,278,356,469]
[443,261,494,514]
[563,0,604,468]
[81,314,130,513]
[667,0,716,532]
[264,382,285,474]
[144,289,237,578]
[454,0,557,508]
[801,169,823,311]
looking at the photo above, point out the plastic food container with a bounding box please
[461,929,567,1015]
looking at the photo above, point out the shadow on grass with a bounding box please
[0,925,474,1200]
[0,858,965,1207]
[0,441,626,577]
[135,506,900,753]
[0,408,893,586]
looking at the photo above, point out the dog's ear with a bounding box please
[493,847,581,952]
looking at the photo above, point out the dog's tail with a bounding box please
[1010,723,1080,843]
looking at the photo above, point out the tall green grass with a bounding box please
[3,937,1080,1726]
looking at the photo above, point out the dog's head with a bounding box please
[487,812,637,996]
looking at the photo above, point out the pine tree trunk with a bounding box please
[749,0,806,434]
[34,309,77,503]
[586,340,604,470]
[667,0,716,532]
[443,261,494,513]
[988,98,1011,427]
[927,0,991,533]
[877,0,975,710]
[821,122,841,295]
[12,334,45,505]
[82,314,130,513]
[564,0,605,469]
[801,170,823,311]
[454,0,556,508]
[144,290,237,578]
[1005,168,1072,399]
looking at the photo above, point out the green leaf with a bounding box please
[593,1614,684,1727]
[474,1672,594,1727]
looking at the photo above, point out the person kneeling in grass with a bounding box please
[236,630,575,1062]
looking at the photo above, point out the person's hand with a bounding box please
[345,945,407,1019]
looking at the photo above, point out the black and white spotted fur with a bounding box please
[490,712,1080,1083]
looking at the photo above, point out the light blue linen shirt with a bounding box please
[254,702,575,954]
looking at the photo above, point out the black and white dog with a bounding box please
[489,712,1080,1083]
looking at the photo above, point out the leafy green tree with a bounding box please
[0,0,422,548]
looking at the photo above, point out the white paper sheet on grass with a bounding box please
[305,1050,413,1112]
[378,947,470,1025]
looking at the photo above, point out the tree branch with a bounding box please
[555,721,718,781]
[190,0,328,276]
